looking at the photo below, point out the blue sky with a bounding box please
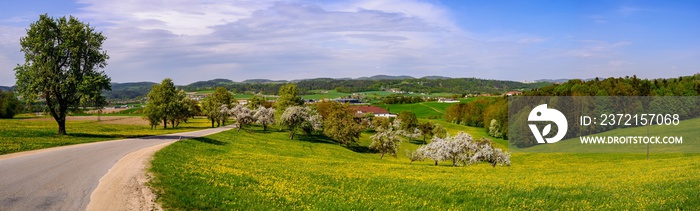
[1,0,699,85]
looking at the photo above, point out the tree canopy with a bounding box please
[144,78,189,129]
[275,84,303,122]
[0,90,20,119]
[14,14,110,134]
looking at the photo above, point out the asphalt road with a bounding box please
[0,125,234,211]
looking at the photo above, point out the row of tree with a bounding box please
[444,97,508,139]
[382,95,425,104]
[144,79,200,129]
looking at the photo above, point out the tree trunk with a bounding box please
[57,118,67,135]
[289,131,295,140]
[435,160,438,166]
[263,123,267,131]
[380,152,385,159]
[211,119,215,128]
[163,118,167,129]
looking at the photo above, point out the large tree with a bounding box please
[144,78,185,129]
[316,101,364,146]
[14,14,110,135]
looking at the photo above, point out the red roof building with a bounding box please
[350,106,396,118]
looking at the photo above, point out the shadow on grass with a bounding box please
[296,134,336,144]
[192,137,227,145]
[69,133,127,139]
[296,134,373,153]
[409,139,428,145]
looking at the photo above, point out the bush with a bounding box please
[0,90,20,119]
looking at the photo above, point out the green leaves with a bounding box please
[14,14,110,134]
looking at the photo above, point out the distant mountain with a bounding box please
[421,76,452,80]
[103,82,157,100]
[535,79,570,83]
[242,79,288,83]
[356,75,415,80]
[242,79,272,83]
[101,75,553,100]
[0,86,13,91]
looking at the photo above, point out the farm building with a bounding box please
[350,105,397,118]
[506,91,523,96]
[437,98,460,103]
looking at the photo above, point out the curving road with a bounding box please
[0,125,234,211]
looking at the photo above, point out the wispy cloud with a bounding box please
[566,40,631,58]
[59,0,524,84]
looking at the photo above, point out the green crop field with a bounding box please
[301,90,351,100]
[0,117,212,155]
[375,101,459,119]
[149,123,700,210]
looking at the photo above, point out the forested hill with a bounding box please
[99,76,548,100]
[179,77,551,95]
[526,74,700,96]
[102,82,157,100]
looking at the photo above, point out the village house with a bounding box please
[506,91,523,96]
[350,105,397,118]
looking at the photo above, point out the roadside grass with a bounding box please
[0,117,213,155]
[150,124,700,210]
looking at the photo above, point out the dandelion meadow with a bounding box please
[149,124,700,210]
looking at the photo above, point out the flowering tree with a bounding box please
[280,106,322,140]
[369,127,402,159]
[230,104,254,132]
[469,144,511,167]
[415,132,510,167]
[218,105,230,126]
[253,106,274,131]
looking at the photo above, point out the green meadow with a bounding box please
[0,117,211,155]
[149,123,700,210]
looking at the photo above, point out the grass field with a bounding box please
[149,124,700,210]
[301,90,351,100]
[0,117,213,155]
[375,101,456,119]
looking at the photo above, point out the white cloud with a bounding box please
[65,0,512,84]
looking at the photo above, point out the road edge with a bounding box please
[86,141,174,211]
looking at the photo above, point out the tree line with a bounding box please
[445,97,508,139]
